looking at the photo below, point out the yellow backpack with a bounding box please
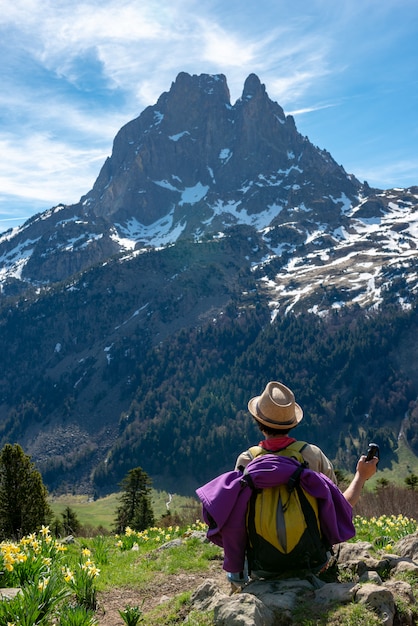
[245,441,329,575]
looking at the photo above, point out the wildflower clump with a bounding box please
[0,525,67,587]
[64,547,100,610]
[119,603,144,625]
[0,526,70,623]
[116,524,177,550]
[0,526,101,623]
[353,514,417,549]
[115,520,207,552]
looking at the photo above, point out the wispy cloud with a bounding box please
[355,159,418,190]
[288,103,339,117]
[0,133,105,202]
[2,0,336,208]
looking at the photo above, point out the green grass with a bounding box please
[50,493,119,530]
[0,521,219,625]
[292,599,382,626]
[50,490,200,531]
[94,528,221,592]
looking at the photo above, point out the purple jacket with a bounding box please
[196,454,355,572]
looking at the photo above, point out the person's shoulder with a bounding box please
[300,442,333,467]
[301,442,326,456]
[300,442,336,481]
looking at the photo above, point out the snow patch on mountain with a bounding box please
[0,255,30,285]
[169,131,190,142]
[115,209,186,247]
[259,195,418,317]
[179,183,209,205]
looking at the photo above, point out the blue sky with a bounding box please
[1,0,418,233]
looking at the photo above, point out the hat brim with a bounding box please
[248,396,303,430]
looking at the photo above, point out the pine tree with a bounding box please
[61,505,81,536]
[0,443,52,540]
[114,466,154,533]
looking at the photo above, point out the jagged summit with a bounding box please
[168,71,231,102]
[81,71,359,228]
[0,72,417,315]
[241,73,267,99]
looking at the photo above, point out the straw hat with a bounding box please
[248,381,303,430]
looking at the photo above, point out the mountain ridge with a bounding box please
[1,72,366,293]
[0,73,417,495]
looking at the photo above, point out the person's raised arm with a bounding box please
[343,455,378,507]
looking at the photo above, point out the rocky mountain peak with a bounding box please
[241,72,266,99]
[0,72,416,311]
[168,71,231,103]
[79,72,360,230]
[152,72,231,132]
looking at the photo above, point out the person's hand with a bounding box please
[343,454,379,506]
[356,454,378,481]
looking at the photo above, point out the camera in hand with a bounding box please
[365,442,380,462]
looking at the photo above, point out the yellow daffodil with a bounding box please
[37,576,50,591]
[62,566,75,581]
[55,544,67,552]
[87,565,100,577]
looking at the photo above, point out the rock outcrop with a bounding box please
[190,533,418,625]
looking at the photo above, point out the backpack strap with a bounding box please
[287,464,305,492]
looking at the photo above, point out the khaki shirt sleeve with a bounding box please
[234,450,253,471]
[301,444,337,484]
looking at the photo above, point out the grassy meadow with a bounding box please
[369,440,418,487]
[50,490,201,532]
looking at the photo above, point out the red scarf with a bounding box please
[259,436,297,451]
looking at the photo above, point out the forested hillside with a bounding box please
[1,224,417,495]
[93,302,417,494]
